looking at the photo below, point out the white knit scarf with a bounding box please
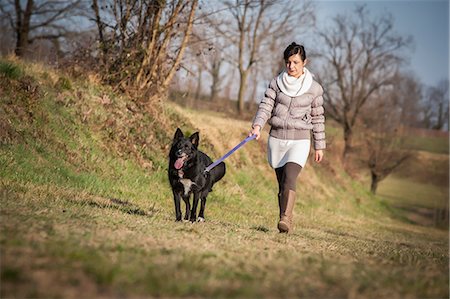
[276,67,313,97]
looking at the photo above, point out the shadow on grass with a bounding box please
[379,193,448,230]
[251,225,270,233]
[74,196,159,217]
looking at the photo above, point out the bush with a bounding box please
[55,76,73,91]
[0,61,23,80]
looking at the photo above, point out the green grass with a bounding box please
[0,59,448,298]
[0,60,23,79]
[377,175,448,228]
[377,146,449,228]
[2,180,448,298]
[403,135,449,154]
[378,176,448,209]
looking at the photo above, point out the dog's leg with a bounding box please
[173,191,182,221]
[198,196,206,222]
[182,196,190,221]
[190,192,200,222]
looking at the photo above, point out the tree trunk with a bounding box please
[209,76,219,102]
[209,81,219,102]
[370,171,379,194]
[237,70,247,114]
[209,60,221,102]
[15,29,28,57]
[343,124,353,160]
[435,101,445,130]
[14,0,33,57]
[195,69,202,100]
[162,0,198,89]
[92,0,107,61]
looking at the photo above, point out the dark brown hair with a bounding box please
[283,42,306,62]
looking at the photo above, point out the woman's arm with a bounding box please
[251,79,278,135]
[311,85,326,157]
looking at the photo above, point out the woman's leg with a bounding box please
[278,162,302,233]
[275,165,286,222]
[283,162,302,191]
[275,164,285,194]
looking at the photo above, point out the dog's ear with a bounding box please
[174,128,184,140]
[189,132,199,148]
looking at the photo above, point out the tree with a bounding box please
[211,0,315,114]
[89,0,199,102]
[316,5,412,159]
[181,25,219,101]
[366,130,410,194]
[388,72,423,128]
[207,48,224,102]
[423,80,449,130]
[0,0,83,57]
[0,16,15,55]
[361,83,411,194]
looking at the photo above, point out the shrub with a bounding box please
[0,61,23,80]
[55,76,73,91]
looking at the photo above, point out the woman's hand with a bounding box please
[249,125,261,140]
[315,150,324,163]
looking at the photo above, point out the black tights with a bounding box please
[275,162,302,194]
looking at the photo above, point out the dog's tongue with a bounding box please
[174,158,185,170]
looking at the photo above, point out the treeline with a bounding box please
[1,0,448,194]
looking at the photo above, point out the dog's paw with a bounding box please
[197,217,205,223]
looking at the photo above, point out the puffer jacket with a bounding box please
[252,77,326,150]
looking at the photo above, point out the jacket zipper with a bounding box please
[284,97,294,140]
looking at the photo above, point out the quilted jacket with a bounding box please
[252,77,326,150]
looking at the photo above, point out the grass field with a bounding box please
[403,135,449,155]
[379,176,448,209]
[1,59,449,298]
[377,149,449,229]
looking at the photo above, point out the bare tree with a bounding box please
[0,15,15,55]
[186,6,233,103]
[91,0,107,61]
[88,0,199,102]
[207,49,224,102]
[183,26,217,101]
[211,0,315,114]
[366,130,410,194]
[361,84,411,194]
[316,5,412,159]
[138,0,198,93]
[388,72,423,128]
[424,80,449,130]
[0,0,83,57]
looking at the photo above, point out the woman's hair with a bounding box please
[283,42,306,62]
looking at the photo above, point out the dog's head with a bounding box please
[170,128,199,170]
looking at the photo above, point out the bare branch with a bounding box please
[163,0,199,88]
[318,4,412,159]
[29,1,81,30]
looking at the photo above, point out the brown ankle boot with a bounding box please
[278,190,296,233]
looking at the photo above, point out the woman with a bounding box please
[249,42,326,233]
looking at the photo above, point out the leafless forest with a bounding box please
[1,0,448,192]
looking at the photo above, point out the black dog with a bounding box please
[168,128,226,222]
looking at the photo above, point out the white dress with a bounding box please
[268,136,310,168]
[267,68,313,169]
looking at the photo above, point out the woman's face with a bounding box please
[285,54,306,78]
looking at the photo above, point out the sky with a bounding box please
[314,0,449,88]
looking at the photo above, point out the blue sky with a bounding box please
[314,0,449,88]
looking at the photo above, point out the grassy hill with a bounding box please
[1,58,448,298]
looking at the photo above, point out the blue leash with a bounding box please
[204,134,256,173]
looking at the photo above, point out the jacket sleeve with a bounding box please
[311,85,326,150]
[252,79,277,129]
